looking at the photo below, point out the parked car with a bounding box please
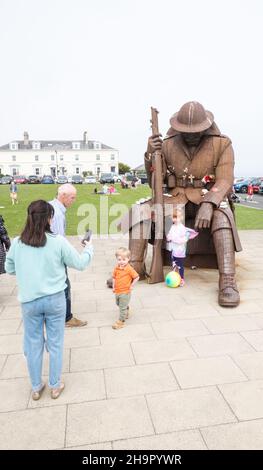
[0,176,12,184]
[84,176,97,184]
[57,175,68,184]
[100,173,115,184]
[234,178,262,193]
[259,182,263,194]
[72,175,84,184]
[138,174,148,184]
[41,175,55,184]
[13,175,28,184]
[112,174,122,183]
[27,175,41,184]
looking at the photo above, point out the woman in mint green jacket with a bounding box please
[5,200,93,400]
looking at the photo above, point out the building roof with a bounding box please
[0,140,116,151]
[133,163,145,171]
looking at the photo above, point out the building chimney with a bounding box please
[83,131,88,146]
[23,131,29,146]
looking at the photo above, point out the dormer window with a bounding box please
[9,142,18,150]
[72,142,81,150]
[94,142,101,150]
[32,142,41,150]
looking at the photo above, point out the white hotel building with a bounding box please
[0,131,119,178]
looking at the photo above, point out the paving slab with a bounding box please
[64,328,100,349]
[105,363,178,398]
[232,352,263,380]
[70,343,135,371]
[0,355,7,374]
[0,378,30,412]
[0,306,21,319]
[151,319,210,340]
[170,303,220,320]
[113,430,207,450]
[201,419,263,450]
[28,370,105,408]
[219,380,263,420]
[201,315,260,334]
[146,387,236,433]
[99,324,155,345]
[65,442,112,450]
[66,396,154,447]
[0,406,67,449]
[131,339,196,364]
[189,333,254,357]
[1,350,70,379]
[240,331,263,351]
[0,334,23,354]
[0,318,22,335]
[170,356,247,388]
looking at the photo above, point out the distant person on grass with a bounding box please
[5,200,93,401]
[246,183,254,202]
[10,180,18,205]
[49,183,87,328]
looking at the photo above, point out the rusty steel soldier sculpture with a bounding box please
[123,101,242,307]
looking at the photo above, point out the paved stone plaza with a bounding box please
[0,231,263,450]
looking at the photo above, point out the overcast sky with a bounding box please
[0,0,262,176]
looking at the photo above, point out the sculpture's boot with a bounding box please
[212,228,240,307]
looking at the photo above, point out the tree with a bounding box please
[118,162,131,174]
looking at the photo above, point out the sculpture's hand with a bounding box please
[194,203,214,229]
[146,134,163,156]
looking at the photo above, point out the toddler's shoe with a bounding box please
[112,320,125,330]
[180,278,185,287]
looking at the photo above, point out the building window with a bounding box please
[96,154,100,161]
[111,154,115,160]
[51,155,55,161]
[96,167,100,176]
[75,155,79,161]
[60,155,64,161]
[35,155,39,161]
[10,142,18,150]
[72,142,80,150]
[12,168,18,176]
[35,168,40,176]
[111,166,116,173]
[33,142,40,150]
[12,155,16,161]
[75,167,80,174]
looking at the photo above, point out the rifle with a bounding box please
[148,107,164,283]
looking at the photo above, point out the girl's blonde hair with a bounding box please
[115,247,131,258]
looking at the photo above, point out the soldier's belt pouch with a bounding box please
[167,174,176,188]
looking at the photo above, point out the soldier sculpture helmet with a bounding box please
[170,101,214,133]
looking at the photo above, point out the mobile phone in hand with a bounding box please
[82,229,92,245]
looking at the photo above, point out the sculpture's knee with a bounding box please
[211,210,231,234]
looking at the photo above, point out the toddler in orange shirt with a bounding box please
[112,247,139,329]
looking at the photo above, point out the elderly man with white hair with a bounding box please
[49,183,87,328]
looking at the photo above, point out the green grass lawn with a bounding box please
[0,184,262,236]
[0,184,152,236]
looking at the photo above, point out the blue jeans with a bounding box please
[65,274,73,322]
[21,291,66,392]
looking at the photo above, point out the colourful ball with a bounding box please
[165,271,181,288]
